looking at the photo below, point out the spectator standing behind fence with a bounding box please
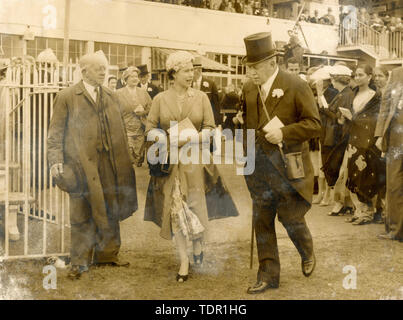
[47,53,138,280]
[243,0,253,15]
[375,66,403,242]
[116,67,152,167]
[323,7,336,25]
[283,31,304,68]
[309,10,319,23]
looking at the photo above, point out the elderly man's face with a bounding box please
[248,57,277,85]
[287,63,300,75]
[84,61,106,86]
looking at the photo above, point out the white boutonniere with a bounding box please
[203,81,209,88]
[147,87,153,92]
[272,89,284,98]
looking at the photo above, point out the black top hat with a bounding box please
[137,64,149,76]
[242,32,278,65]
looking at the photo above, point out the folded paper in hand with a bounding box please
[339,107,352,121]
[263,116,284,133]
[167,117,197,137]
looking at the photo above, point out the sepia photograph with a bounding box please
[0,0,402,305]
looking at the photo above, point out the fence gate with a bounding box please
[0,63,74,261]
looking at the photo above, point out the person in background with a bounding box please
[150,73,164,92]
[192,56,220,127]
[108,75,117,91]
[358,7,370,24]
[137,64,161,99]
[243,0,253,15]
[116,62,129,90]
[226,0,236,12]
[218,0,228,11]
[319,66,355,216]
[309,10,319,23]
[371,66,389,223]
[343,65,385,226]
[286,57,301,76]
[253,1,262,16]
[299,9,309,22]
[283,31,304,68]
[233,0,243,13]
[116,67,152,167]
[375,66,403,241]
[324,7,336,25]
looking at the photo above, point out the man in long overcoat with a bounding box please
[48,53,138,279]
[375,66,403,242]
[236,32,321,293]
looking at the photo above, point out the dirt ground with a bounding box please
[0,163,402,300]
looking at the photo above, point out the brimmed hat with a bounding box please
[329,65,353,77]
[242,32,278,66]
[53,164,84,195]
[137,64,149,76]
[122,66,140,80]
[36,48,58,63]
[193,56,202,67]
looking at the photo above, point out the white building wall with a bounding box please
[0,0,339,55]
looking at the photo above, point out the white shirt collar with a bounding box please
[261,66,279,98]
[82,80,98,102]
[140,82,148,89]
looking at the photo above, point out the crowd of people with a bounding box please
[356,7,403,34]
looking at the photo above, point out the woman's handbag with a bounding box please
[147,149,171,177]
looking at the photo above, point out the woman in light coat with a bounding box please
[144,51,238,282]
[116,67,152,167]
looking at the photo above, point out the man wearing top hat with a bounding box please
[235,32,321,293]
[192,56,221,126]
[137,64,161,99]
[48,53,138,280]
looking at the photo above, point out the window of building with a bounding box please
[0,33,23,58]
[26,37,85,63]
[94,42,143,68]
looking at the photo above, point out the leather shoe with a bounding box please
[377,232,402,242]
[67,265,88,280]
[302,254,316,277]
[246,281,279,294]
[95,259,130,267]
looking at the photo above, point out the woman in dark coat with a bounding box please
[320,67,355,216]
[343,65,385,225]
[144,51,238,283]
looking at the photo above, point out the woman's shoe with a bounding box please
[312,193,324,204]
[352,218,372,225]
[345,216,358,223]
[176,273,188,283]
[193,251,204,266]
[176,262,190,283]
[328,203,344,216]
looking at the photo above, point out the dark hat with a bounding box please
[242,32,278,66]
[193,56,202,67]
[53,164,83,195]
[137,64,149,76]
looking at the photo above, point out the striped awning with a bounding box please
[151,48,234,72]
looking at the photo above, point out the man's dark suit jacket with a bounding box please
[241,69,321,205]
[138,82,161,100]
[195,77,220,126]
